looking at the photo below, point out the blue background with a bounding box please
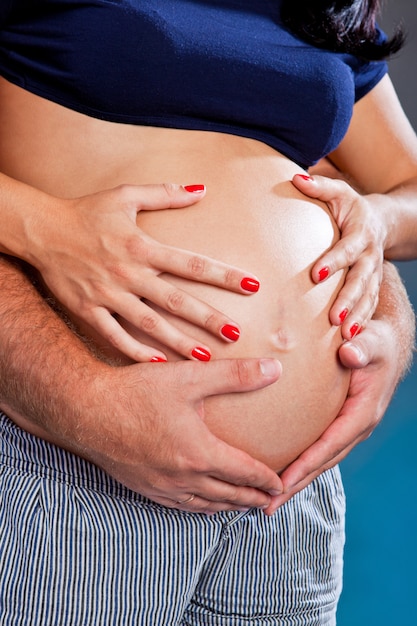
[337,1,417,623]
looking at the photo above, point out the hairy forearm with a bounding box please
[376,261,416,379]
[0,254,108,439]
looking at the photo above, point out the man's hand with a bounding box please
[82,358,283,515]
[264,262,415,515]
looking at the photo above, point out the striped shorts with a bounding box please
[0,412,345,625]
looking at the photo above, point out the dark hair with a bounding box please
[281,0,405,60]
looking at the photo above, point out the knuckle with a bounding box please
[102,329,123,350]
[166,289,185,312]
[234,469,257,487]
[162,182,178,201]
[342,242,358,266]
[223,486,239,502]
[187,255,206,278]
[115,183,134,202]
[182,453,210,475]
[108,262,130,281]
[358,273,368,293]
[231,359,252,386]
[125,234,149,259]
[140,313,160,334]
[223,268,238,288]
[368,287,379,308]
[203,311,218,331]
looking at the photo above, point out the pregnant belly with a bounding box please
[127,169,351,472]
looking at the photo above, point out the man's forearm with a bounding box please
[376,261,415,380]
[0,254,108,439]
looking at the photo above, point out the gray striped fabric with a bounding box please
[0,412,345,625]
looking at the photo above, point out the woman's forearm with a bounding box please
[0,172,56,262]
[376,176,417,260]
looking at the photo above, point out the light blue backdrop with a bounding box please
[337,2,417,624]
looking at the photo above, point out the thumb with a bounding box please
[188,358,282,399]
[339,339,370,369]
[292,173,346,205]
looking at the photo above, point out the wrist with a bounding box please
[0,171,60,266]
[365,192,393,255]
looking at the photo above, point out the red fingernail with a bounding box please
[298,174,313,181]
[349,323,362,338]
[184,184,205,193]
[220,324,240,342]
[241,277,260,293]
[191,347,211,361]
[318,266,329,282]
[339,308,349,323]
[150,356,167,362]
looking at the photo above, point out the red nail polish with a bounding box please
[150,356,167,362]
[184,184,205,193]
[191,347,211,361]
[298,174,313,181]
[339,308,348,323]
[349,323,361,338]
[221,324,240,342]
[241,277,260,293]
[318,267,329,282]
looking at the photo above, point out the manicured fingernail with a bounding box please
[349,323,362,338]
[241,277,260,293]
[184,184,205,193]
[191,347,211,361]
[220,324,240,342]
[298,174,313,181]
[318,266,329,282]
[150,356,167,362]
[339,308,349,323]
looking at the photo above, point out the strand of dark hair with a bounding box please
[281,0,405,60]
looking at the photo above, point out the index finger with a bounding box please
[206,438,283,497]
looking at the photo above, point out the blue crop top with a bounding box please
[0,0,388,168]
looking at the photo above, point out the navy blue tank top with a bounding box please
[0,0,387,168]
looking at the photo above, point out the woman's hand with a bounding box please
[292,172,388,340]
[27,183,260,362]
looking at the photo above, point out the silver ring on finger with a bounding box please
[176,494,195,505]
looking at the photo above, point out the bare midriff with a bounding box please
[0,77,351,472]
